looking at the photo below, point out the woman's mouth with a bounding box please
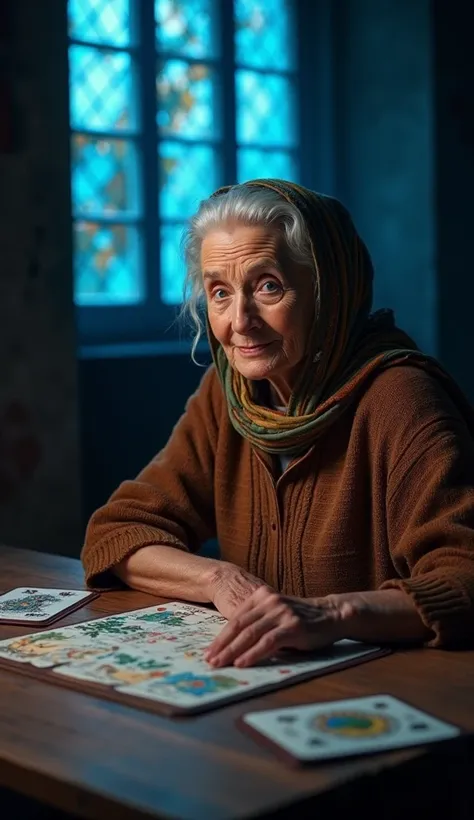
[236,343,273,357]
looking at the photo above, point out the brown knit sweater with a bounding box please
[82,364,474,647]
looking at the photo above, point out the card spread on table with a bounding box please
[0,602,387,714]
[0,587,97,625]
[241,694,461,764]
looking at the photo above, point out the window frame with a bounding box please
[70,0,336,350]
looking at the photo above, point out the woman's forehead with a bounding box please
[201,224,283,265]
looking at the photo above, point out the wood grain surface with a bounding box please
[0,545,473,820]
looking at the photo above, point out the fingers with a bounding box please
[204,589,266,661]
[206,589,301,668]
[206,613,285,668]
[231,626,297,668]
[205,589,343,668]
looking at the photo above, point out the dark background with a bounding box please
[0,0,473,557]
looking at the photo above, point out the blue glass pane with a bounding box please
[160,223,187,304]
[71,135,139,216]
[157,60,218,139]
[236,71,296,147]
[155,0,216,58]
[73,221,143,304]
[238,149,298,183]
[159,141,218,219]
[68,0,131,47]
[234,0,294,71]
[69,46,135,132]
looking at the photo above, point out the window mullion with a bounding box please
[219,0,237,185]
[135,0,161,309]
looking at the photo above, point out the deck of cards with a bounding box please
[240,694,461,766]
[0,587,98,626]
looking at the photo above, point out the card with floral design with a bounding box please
[0,587,98,625]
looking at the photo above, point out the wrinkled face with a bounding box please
[202,223,314,403]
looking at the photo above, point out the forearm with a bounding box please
[320,589,434,644]
[114,544,222,603]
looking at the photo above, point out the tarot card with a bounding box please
[0,625,118,668]
[114,641,384,712]
[67,603,222,648]
[125,627,220,658]
[0,587,98,625]
[113,603,224,632]
[116,659,256,709]
[87,603,224,654]
[54,647,174,687]
[126,602,224,627]
[51,623,387,714]
[240,694,461,765]
[0,600,390,716]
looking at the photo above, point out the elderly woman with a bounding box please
[82,179,474,667]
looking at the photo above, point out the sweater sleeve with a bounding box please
[377,368,474,647]
[81,365,222,589]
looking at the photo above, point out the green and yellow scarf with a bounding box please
[206,179,472,455]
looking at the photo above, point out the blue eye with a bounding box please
[261,280,280,293]
[214,288,227,300]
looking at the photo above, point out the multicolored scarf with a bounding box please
[206,179,472,455]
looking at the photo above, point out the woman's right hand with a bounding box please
[204,561,271,620]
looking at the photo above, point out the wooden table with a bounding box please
[0,545,473,820]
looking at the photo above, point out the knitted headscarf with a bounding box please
[205,179,472,455]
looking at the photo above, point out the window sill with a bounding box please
[78,340,211,361]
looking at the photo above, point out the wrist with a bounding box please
[200,560,235,602]
[323,589,432,644]
[332,592,366,640]
[306,594,356,641]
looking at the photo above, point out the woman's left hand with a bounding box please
[204,586,344,668]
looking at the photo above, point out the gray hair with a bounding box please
[179,184,315,362]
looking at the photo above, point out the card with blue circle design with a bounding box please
[240,694,461,765]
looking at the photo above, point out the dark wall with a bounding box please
[82,0,474,528]
[2,0,474,550]
[338,0,435,355]
[0,0,82,555]
[434,0,474,397]
[79,353,205,520]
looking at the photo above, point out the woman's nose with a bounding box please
[231,294,261,334]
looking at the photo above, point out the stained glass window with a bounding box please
[234,0,298,194]
[238,148,297,185]
[73,222,142,305]
[156,2,221,305]
[236,71,296,147]
[160,223,188,305]
[156,60,218,140]
[69,47,135,133]
[234,0,294,71]
[68,1,142,305]
[159,141,219,219]
[68,0,131,47]
[155,0,217,58]
[68,0,299,322]
[71,135,139,216]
